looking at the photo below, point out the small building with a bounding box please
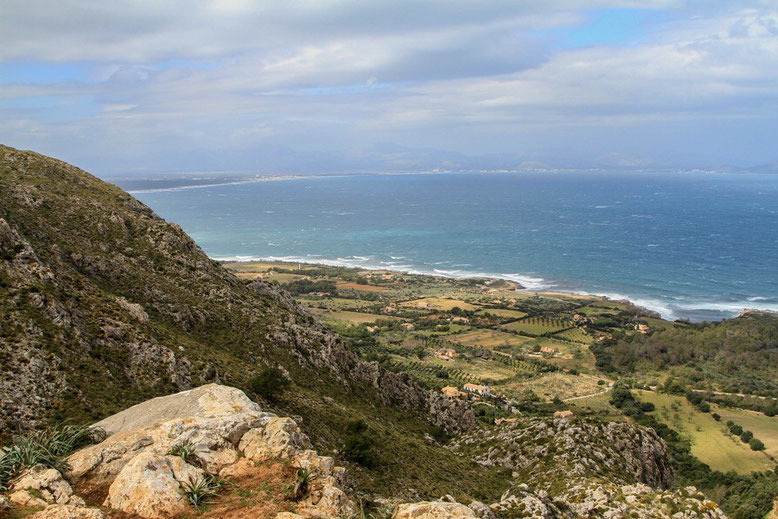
[554,410,574,419]
[634,323,650,334]
[435,348,459,361]
[366,326,378,333]
[451,316,470,324]
[401,322,415,331]
[540,346,556,355]
[441,386,463,400]
[383,306,398,314]
[463,383,491,396]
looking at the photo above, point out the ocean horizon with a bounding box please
[129,171,778,322]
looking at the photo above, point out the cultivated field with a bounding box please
[449,329,533,349]
[400,297,480,312]
[475,308,528,320]
[310,310,398,326]
[503,317,572,336]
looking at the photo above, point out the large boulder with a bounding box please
[393,501,478,518]
[9,465,85,508]
[60,384,353,518]
[67,384,275,488]
[103,452,204,518]
[239,417,313,462]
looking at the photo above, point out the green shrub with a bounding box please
[740,431,754,443]
[343,420,376,467]
[0,424,105,490]
[168,440,201,466]
[180,474,223,506]
[749,439,765,451]
[248,367,290,400]
[286,468,312,501]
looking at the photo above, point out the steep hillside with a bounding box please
[0,144,499,499]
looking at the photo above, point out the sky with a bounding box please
[1,1,778,176]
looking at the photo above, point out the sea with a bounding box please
[128,171,778,322]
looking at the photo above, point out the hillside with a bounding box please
[2,145,776,517]
[0,144,499,499]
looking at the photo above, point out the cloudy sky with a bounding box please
[1,1,777,176]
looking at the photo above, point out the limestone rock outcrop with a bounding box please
[9,465,87,509]
[392,500,478,518]
[47,384,352,519]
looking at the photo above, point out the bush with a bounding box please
[0,424,105,490]
[640,401,656,412]
[730,424,744,436]
[343,420,375,467]
[712,413,721,421]
[248,367,290,400]
[740,431,754,443]
[750,439,766,451]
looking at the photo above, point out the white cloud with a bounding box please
[1,1,777,173]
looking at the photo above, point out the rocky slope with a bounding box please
[1,386,727,519]
[0,144,489,497]
[449,416,727,518]
[3,385,351,518]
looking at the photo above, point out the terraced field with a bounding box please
[502,317,572,336]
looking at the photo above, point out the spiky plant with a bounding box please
[0,424,105,490]
[180,474,221,506]
[168,440,201,466]
[286,468,312,501]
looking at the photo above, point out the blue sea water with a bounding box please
[130,172,778,322]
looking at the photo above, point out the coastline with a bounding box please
[215,255,767,322]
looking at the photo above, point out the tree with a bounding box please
[343,420,375,467]
[248,367,290,400]
[740,430,754,443]
[749,438,765,451]
[730,424,743,436]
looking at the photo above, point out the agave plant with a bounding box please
[167,440,201,466]
[286,468,313,501]
[0,423,105,490]
[180,474,222,506]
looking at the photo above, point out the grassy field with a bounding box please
[711,404,778,460]
[636,391,774,474]
[475,308,528,320]
[400,297,480,312]
[298,297,378,310]
[223,260,302,272]
[502,317,572,336]
[310,310,398,326]
[336,281,389,292]
[502,372,602,401]
[449,329,533,349]
[552,327,594,344]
